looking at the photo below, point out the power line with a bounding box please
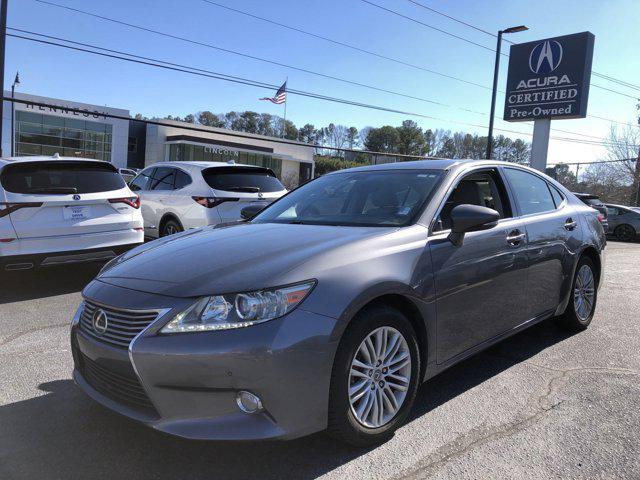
[405,0,640,94]
[34,1,636,138]
[11,29,637,150]
[360,0,497,54]
[362,0,639,100]
[34,0,496,117]
[199,0,491,92]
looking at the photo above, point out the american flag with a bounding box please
[259,81,287,104]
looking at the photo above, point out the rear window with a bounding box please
[1,161,126,194]
[201,166,284,193]
[584,198,603,206]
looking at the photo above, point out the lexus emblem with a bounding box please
[258,192,264,199]
[529,40,563,74]
[92,309,108,335]
[72,194,81,201]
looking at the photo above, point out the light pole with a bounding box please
[10,71,18,156]
[486,25,528,160]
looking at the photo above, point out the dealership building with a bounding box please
[2,92,315,186]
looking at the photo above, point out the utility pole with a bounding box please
[0,0,7,157]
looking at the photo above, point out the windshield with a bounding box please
[1,161,125,194]
[201,166,284,193]
[252,169,443,227]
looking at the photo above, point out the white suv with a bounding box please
[0,156,143,271]
[129,161,287,238]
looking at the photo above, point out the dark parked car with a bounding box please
[574,193,608,232]
[605,203,640,241]
[70,159,606,446]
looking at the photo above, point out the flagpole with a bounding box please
[282,77,288,138]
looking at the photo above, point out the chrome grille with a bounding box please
[79,300,160,348]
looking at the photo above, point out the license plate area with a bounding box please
[63,205,91,220]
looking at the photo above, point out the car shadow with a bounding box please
[0,319,574,480]
[0,264,101,304]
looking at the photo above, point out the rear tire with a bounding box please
[614,224,636,242]
[160,218,183,237]
[327,305,420,447]
[556,256,597,331]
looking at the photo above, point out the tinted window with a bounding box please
[549,185,565,208]
[202,167,284,193]
[606,206,619,216]
[150,167,176,191]
[253,170,443,227]
[129,168,154,191]
[174,170,192,189]
[1,161,125,194]
[504,168,555,216]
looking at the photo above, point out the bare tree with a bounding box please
[605,124,640,205]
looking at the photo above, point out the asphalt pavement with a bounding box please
[1,241,639,479]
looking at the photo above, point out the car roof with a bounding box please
[605,203,633,209]
[142,161,268,171]
[0,155,111,168]
[329,158,524,174]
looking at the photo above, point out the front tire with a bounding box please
[327,305,420,446]
[557,256,597,331]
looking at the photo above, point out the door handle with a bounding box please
[564,218,577,231]
[506,229,526,246]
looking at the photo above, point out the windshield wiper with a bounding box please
[27,187,78,194]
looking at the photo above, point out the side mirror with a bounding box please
[240,204,264,220]
[448,204,500,246]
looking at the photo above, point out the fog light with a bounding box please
[236,390,263,414]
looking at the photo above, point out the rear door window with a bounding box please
[549,185,565,208]
[174,169,192,189]
[150,167,176,191]
[503,168,555,216]
[201,167,284,193]
[0,161,125,194]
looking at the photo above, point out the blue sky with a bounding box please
[5,0,640,166]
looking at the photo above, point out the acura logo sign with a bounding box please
[72,194,81,201]
[92,309,108,335]
[529,40,563,74]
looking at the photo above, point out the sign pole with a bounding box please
[530,119,550,172]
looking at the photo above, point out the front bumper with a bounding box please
[70,281,340,441]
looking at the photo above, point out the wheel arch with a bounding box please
[159,213,183,235]
[344,293,430,382]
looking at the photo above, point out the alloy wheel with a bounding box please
[574,264,595,321]
[348,326,411,428]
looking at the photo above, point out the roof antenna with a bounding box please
[52,153,60,159]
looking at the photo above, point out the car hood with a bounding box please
[95,222,393,297]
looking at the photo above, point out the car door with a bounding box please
[429,168,529,363]
[129,167,155,236]
[502,168,583,321]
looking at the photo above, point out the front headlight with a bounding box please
[160,280,316,333]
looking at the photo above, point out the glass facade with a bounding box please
[167,143,282,178]
[15,110,113,161]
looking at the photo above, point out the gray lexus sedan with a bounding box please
[70,159,605,446]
